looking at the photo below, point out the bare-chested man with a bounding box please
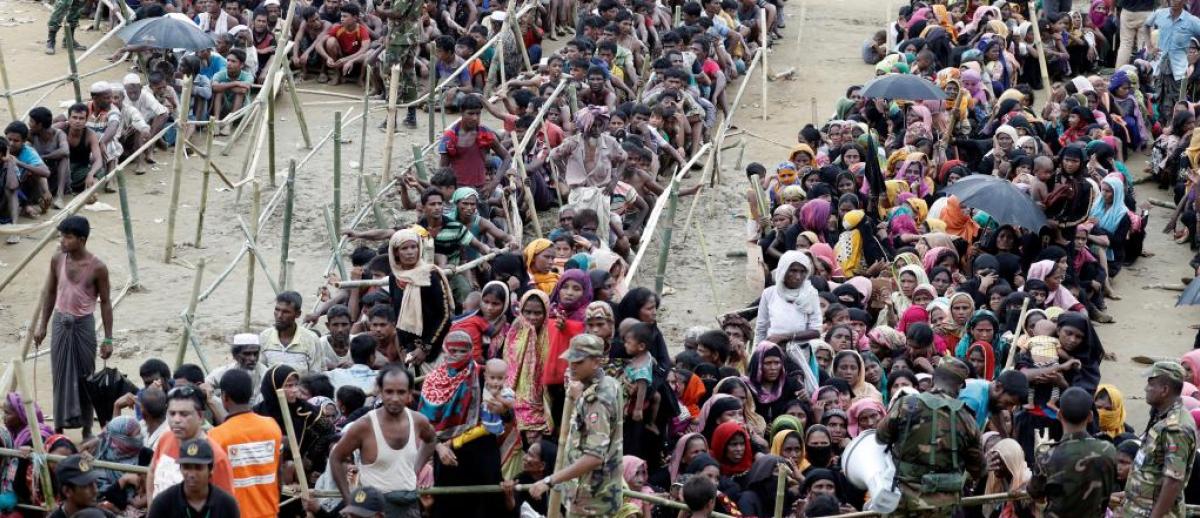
[330,365,435,518]
[33,215,113,439]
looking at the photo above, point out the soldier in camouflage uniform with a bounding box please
[876,358,983,518]
[45,0,88,55]
[528,334,624,518]
[1028,386,1116,518]
[1121,361,1197,518]
[375,0,423,127]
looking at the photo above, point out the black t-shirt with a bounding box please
[1118,0,1155,12]
[49,506,116,518]
[146,483,241,518]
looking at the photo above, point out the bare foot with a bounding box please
[317,73,329,84]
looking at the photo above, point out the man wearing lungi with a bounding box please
[32,215,112,440]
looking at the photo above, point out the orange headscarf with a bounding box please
[942,195,980,243]
[932,5,959,41]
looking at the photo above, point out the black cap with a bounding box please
[341,486,384,517]
[55,454,100,488]
[177,438,214,465]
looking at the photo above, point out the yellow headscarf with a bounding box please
[1096,384,1127,439]
[835,210,865,276]
[770,430,811,472]
[925,218,947,232]
[1186,125,1200,171]
[790,143,816,165]
[907,197,929,223]
[523,239,560,294]
[932,5,959,41]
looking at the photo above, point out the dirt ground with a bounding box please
[0,0,1193,432]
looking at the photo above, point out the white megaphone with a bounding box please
[840,429,901,513]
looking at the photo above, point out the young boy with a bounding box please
[211,48,254,134]
[480,359,514,435]
[3,121,51,239]
[682,476,717,518]
[318,3,371,85]
[1030,155,1054,208]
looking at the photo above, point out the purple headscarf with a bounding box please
[800,198,832,235]
[6,393,54,448]
[549,268,594,321]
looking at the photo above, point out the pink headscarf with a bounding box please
[622,456,652,516]
[1026,260,1082,312]
[907,7,932,30]
[668,433,707,481]
[809,243,844,277]
[846,276,873,306]
[1089,0,1111,29]
[909,105,933,132]
[847,398,886,437]
[800,199,833,236]
[1182,350,1200,386]
[922,246,953,272]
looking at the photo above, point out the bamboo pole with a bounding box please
[114,161,140,286]
[163,76,195,263]
[1028,1,1051,102]
[412,144,429,182]
[2,73,71,98]
[194,128,215,248]
[244,181,261,332]
[358,64,371,205]
[324,205,349,281]
[19,278,49,359]
[546,389,577,518]
[427,65,437,145]
[759,8,767,121]
[283,72,312,148]
[236,217,282,295]
[14,361,54,511]
[275,388,311,500]
[0,42,16,120]
[177,258,206,369]
[1003,298,1032,371]
[268,72,278,188]
[280,159,296,290]
[333,111,343,237]
[652,182,678,297]
[64,29,83,104]
[334,252,500,288]
[773,463,787,518]
[382,65,402,182]
[223,102,262,157]
[623,143,711,290]
[361,173,386,228]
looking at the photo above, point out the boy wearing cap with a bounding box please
[147,438,240,518]
[1120,360,1197,518]
[48,454,109,518]
[528,334,624,517]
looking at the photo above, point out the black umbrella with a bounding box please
[860,74,947,101]
[942,174,1047,231]
[119,14,216,50]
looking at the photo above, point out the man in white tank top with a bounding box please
[330,365,436,518]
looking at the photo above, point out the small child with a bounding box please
[862,30,887,65]
[1029,156,1054,208]
[622,322,661,434]
[682,476,717,518]
[481,359,515,435]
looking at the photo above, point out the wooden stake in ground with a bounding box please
[323,204,349,281]
[361,173,386,228]
[163,76,195,263]
[333,111,343,237]
[412,144,429,182]
[759,8,768,121]
[64,30,83,104]
[177,258,207,369]
[382,65,401,182]
[14,360,55,511]
[283,71,313,148]
[546,389,577,518]
[1027,1,1051,103]
[194,127,216,248]
[280,160,297,290]
[0,42,17,120]
[427,68,437,144]
[653,183,679,297]
[275,388,311,501]
[358,64,371,205]
[244,181,261,332]
[114,158,140,286]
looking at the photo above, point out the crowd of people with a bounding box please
[10,0,1200,516]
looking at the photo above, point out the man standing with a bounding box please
[45,0,88,55]
[1121,361,1197,518]
[147,387,235,499]
[1116,0,1156,67]
[375,0,423,127]
[146,439,241,518]
[260,291,323,373]
[1144,0,1200,114]
[208,369,282,518]
[205,333,267,403]
[33,215,112,439]
[876,358,983,518]
[528,334,624,517]
[330,364,437,518]
[48,454,108,518]
[1028,387,1116,518]
[549,107,626,249]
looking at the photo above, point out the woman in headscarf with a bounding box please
[419,331,503,518]
[710,421,755,484]
[942,292,976,347]
[747,342,808,422]
[955,309,1005,373]
[831,350,882,402]
[966,340,997,381]
[547,269,593,322]
[1088,173,1131,280]
[451,281,511,361]
[697,394,744,440]
[983,438,1033,518]
[1025,260,1086,314]
[798,198,834,243]
[1095,384,1130,440]
[846,398,886,438]
[613,287,672,368]
[754,251,823,352]
[835,210,888,276]
[713,377,769,439]
[523,238,560,294]
[591,250,628,302]
[889,264,930,317]
[736,455,800,516]
[489,252,530,298]
[504,290,551,437]
[621,456,653,517]
[504,439,557,516]
[770,428,809,472]
[255,365,333,481]
[941,195,980,243]
[387,228,454,369]
[665,433,709,484]
[92,415,144,509]
[3,394,53,450]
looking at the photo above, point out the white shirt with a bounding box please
[130,86,168,123]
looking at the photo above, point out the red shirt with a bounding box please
[327,23,369,55]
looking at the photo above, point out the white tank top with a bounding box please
[357,408,419,492]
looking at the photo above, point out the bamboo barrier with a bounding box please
[113,160,140,287]
[332,252,501,289]
[652,181,678,297]
[381,65,402,183]
[236,216,282,296]
[759,8,767,121]
[622,143,711,291]
[0,42,16,120]
[177,259,207,369]
[279,160,297,290]
[546,387,576,518]
[323,205,349,281]
[194,129,216,248]
[334,111,343,238]
[14,362,54,511]
[508,78,569,238]
[358,64,371,205]
[163,76,195,263]
[64,30,83,104]
[283,72,313,148]
[244,181,261,332]
[276,388,311,501]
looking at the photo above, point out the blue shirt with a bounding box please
[199,54,227,79]
[1145,8,1200,79]
[13,143,44,181]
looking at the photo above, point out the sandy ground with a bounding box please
[0,0,1194,433]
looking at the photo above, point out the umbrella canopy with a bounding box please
[1178,277,1200,306]
[119,14,215,50]
[860,74,947,101]
[941,174,1046,231]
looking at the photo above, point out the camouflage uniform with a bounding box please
[1028,430,1117,518]
[875,391,983,518]
[1122,397,1197,518]
[383,0,422,104]
[47,0,85,33]
[561,371,624,518]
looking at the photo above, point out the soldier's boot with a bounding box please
[45,28,58,55]
[403,107,417,128]
[65,26,87,51]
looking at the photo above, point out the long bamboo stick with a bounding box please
[759,8,767,121]
[236,217,282,295]
[275,388,310,500]
[194,128,215,247]
[114,163,140,286]
[622,143,711,290]
[382,65,401,183]
[773,463,787,518]
[268,73,278,188]
[333,252,500,288]
[334,111,343,237]
[244,181,261,331]
[64,29,82,104]
[280,160,297,290]
[177,259,206,369]
[283,72,312,148]
[1027,1,1051,103]
[0,42,16,120]
[546,389,577,518]
[1003,298,1032,371]
[358,64,371,205]
[14,361,54,511]
[163,76,195,263]
[361,173,387,228]
[324,205,349,281]
[652,182,678,297]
